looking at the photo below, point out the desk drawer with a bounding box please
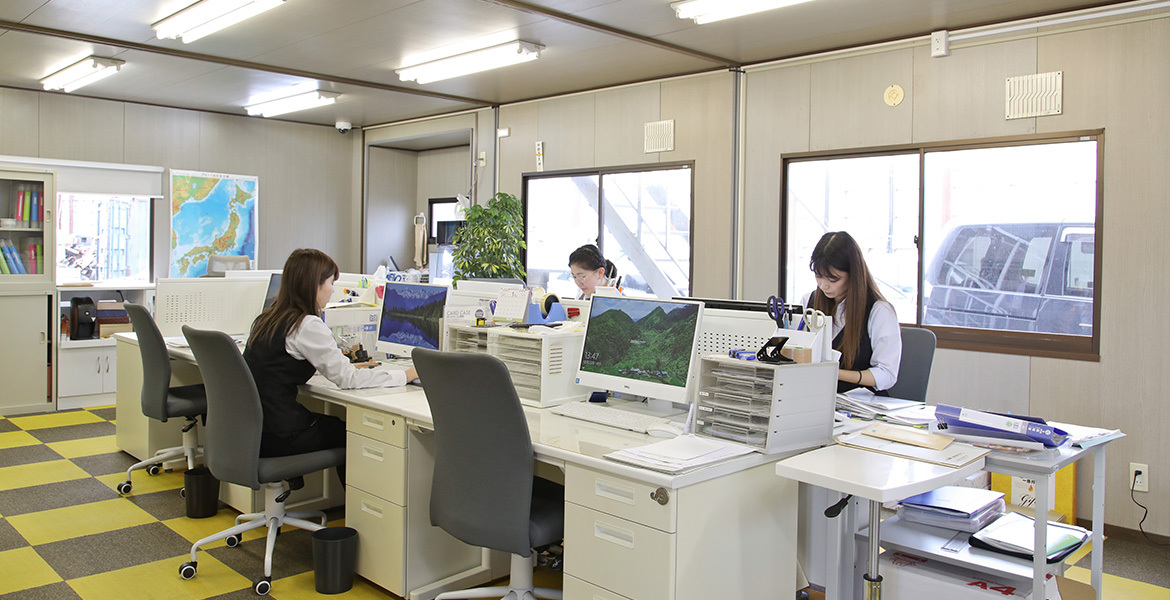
[564,503,674,600]
[346,432,406,505]
[565,465,676,533]
[347,405,406,448]
[347,487,406,596]
[564,574,632,600]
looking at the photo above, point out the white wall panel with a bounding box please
[124,104,201,171]
[498,103,539,197]
[417,146,471,217]
[366,147,417,273]
[928,349,1030,414]
[594,84,661,168]
[809,49,914,151]
[536,95,596,172]
[38,93,124,163]
[0,87,40,157]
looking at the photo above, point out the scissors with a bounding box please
[767,296,790,329]
[799,307,827,333]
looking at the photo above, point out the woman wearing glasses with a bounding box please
[805,231,901,394]
[569,244,619,299]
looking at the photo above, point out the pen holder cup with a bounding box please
[183,467,221,519]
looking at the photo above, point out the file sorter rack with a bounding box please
[448,324,591,408]
[693,355,838,454]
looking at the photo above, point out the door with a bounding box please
[0,293,51,413]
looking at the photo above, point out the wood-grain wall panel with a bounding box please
[0,87,40,157]
[38,93,124,162]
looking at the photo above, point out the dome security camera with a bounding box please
[336,121,352,135]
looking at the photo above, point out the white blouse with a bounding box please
[285,315,407,389]
[804,293,902,391]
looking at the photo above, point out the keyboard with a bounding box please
[550,402,670,433]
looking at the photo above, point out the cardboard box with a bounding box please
[878,551,1096,600]
[99,322,133,338]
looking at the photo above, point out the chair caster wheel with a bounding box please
[117,481,132,495]
[225,534,241,547]
[147,464,162,476]
[179,487,186,498]
[253,576,271,595]
[179,561,197,579]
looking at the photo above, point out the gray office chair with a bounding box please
[117,303,207,496]
[179,325,344,596]
[204,254,251,277]
[885,326,937,402]
[412,348,564,600]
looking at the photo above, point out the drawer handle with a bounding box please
[594,479,636,505]
[362,413,385,430]
[361,500,383,518]
[361,445,385,462]
[593,521,635,549]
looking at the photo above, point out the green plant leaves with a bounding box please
[452,191,527,282]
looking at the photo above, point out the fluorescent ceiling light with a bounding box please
[397,41,544,85]
[244,89,339,117]
[40,56,125,93]
[671,0,815,24]
[154,0,285,43]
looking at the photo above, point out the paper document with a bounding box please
[860,423,953,450]
[837,431,988,468]
[605,435,753,473]
[1048,421,1123,448]
[969,511,1088,563]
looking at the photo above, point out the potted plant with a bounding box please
[451,192,526,282]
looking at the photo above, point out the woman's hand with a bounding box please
[405,367,419,382]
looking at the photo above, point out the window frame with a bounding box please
[780,130,1104,361]
[427,197,462,244]
[521,161,696,297]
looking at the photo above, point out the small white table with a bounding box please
[776,444,986,600]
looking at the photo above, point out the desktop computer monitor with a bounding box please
[575,296,704,404]
[375,282,449,356]
[262,272,282,311]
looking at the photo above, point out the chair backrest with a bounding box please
[125,303,173,422]
[182,325,263,490]
[412,348,535,556]
[205,254,252,277]
[886,326,937,402]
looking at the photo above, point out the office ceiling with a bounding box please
[0,0,1128,128]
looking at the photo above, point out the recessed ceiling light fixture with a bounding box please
[40,56,125,93]
[153,0,286,43]
[671,0,815,25]
[244,89,339,117]
[396,40,544,85]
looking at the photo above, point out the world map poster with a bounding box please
[169,170,258,277]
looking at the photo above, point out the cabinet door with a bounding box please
[57,347,105,398]
[101,350,117,393]
[0,294,50,413]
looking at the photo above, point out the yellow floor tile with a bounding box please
[87,405,116,411]
[163,510,327,550]
[0,459,89,492]
[7,497,157,546]
[96,469,185,494]
[47,434,120,459]
[1065,566,1170,600]
[9,411,104,430]
[0,430,41,450]
[269,570,398,600]
[68,553,249,600]
[0,546,63,595]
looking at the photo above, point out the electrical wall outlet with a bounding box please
[1129,462,1149,492]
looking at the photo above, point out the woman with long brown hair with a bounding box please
[245,249,416,473]
[806,232,902,394]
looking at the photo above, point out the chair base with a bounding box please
[118,417,202,495]
[436,553,562,600]
[180,481,327,593]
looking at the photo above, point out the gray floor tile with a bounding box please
[0,445,63,468]
[1075,536,1170,588]
[70,451,136,477]
[26,422,116,444]
[0,420,18,433]
[0,477,120,517]
[0,518,29,552]
[34,522,193,580]
[205,527,316,582]
[0,581,83,600]
[124,487,200,522]
[87,407,117,421]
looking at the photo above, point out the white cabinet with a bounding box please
[57,341,117,399]
[0,292,53,414]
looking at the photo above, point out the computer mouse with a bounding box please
[646,423,682,438]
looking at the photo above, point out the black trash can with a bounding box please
[313,526,359,594]
[183,467,220,519]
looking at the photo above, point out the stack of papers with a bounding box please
[835,389,929,426]
[837,429,989,468]
[605,435,754,474]
[897,485,1006,532]
[1049,421,1123,448]
[970,511,1089,563]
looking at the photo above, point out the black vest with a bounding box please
[833,293,886,395]
[243,330,317,435]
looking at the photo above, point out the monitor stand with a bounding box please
[606,394,686,418]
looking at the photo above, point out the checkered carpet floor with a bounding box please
[0,406,399,600]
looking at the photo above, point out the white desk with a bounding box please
[775,444,986,600]
[117,333,801,600]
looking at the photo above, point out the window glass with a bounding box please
[56,193,151,284]
[784,154,919,319]
[525,175,599,299]
[429,199,464,242]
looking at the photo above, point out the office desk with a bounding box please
[117,334,801,600]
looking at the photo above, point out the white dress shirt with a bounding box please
[804,293,902,391]
[285,315,407,389]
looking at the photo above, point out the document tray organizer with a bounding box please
[448,324,590,408]
[694,355,837,454]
